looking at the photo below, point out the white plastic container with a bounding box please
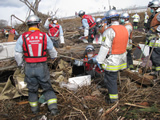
[59,81,78,91]
[0,42,16,60]
[68,75,91,87]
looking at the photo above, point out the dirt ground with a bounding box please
[0,12,160,120]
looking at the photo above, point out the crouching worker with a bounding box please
[73,45,104,78]
[14,15,59,115]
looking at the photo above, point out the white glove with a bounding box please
[15,52,23,66]
[60,36,65,44]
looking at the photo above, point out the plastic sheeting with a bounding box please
[0,42,16,60]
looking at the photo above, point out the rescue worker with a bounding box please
[131,12,140,29]
[14,15,59,115]
[93,18,103,44]
[78,10,96,43]
[145,0,160,76]
[96,10,128,104]
[44,16,65,48]
[146,0,159,31]
[9,26,19,40]
[144,12,149,30]
[3,29,9,38]
[73,45,103,79]
[120,12,134,70]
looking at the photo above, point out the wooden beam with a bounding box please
[123,70,153,85]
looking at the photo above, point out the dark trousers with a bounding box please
[104,70,118,102]
[150,47,160,71]
[25,62,57,111]
[127,50,133,70]
[88,27,96,43]
[50,37,59,48]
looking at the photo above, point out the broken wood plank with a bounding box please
[7,33,15,42]
[123,69,153,85]
[0,65,17,71]
[124,103,149,108]
[17,101,28,105]
[101,101,119,117]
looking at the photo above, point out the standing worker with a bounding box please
[146,0,160,76]
[144,12,149,31]
[96,10,128,104]
[146,0,159,31]
[131,12,140,29]
[120,12,134,70]
[93,18,103,44]
[44,16,65,48]
[14,15,59,115]
[9,26,19,40]
[3,29,9,39]
[78,10,96,43]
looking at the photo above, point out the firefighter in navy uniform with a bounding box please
[146,0,160,76]
[120,12,134,70]
[96,10,128,104]
[78,10,96,43]
[15,15,59,115]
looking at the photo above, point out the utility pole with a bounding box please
[108,0,111,10]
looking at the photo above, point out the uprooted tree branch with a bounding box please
[19,0,59,32]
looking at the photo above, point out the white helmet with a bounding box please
[96,18,102,24]
[50,16,57,20]
[148,0,160,7]
[26,15,41,25]
[120,13,129,19]
[96,18,103,28]
[78,10,85,17]
[85,45,95,52]
[105,10,119,20]
[12,26,15,28]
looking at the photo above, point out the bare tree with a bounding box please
[19,0,59,32]
[0,20,8,29]
[19,0,41,15]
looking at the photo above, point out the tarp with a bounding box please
[0,59,72,100]
[133,44,149,59]
[0,68,27,100]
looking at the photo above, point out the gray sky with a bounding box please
[0,0,150,25]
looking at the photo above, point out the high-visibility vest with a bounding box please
[22,30,47,63]
[83,54,103,73]
[82,15,96,28]
[10,29,15,34]
[150,12,160,32]
[48,24,60,37]
[108,25,128,54]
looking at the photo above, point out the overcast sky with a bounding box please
[0,0,150,25]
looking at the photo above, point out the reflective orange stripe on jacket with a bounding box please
[109,25,128,54]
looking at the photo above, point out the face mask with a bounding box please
[120,19,125,23]
[150,9,154,13]
[87,54,93,58]
[53,20,57,24]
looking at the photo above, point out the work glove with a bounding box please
[85,36,88,40]
[87,59,94,64]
